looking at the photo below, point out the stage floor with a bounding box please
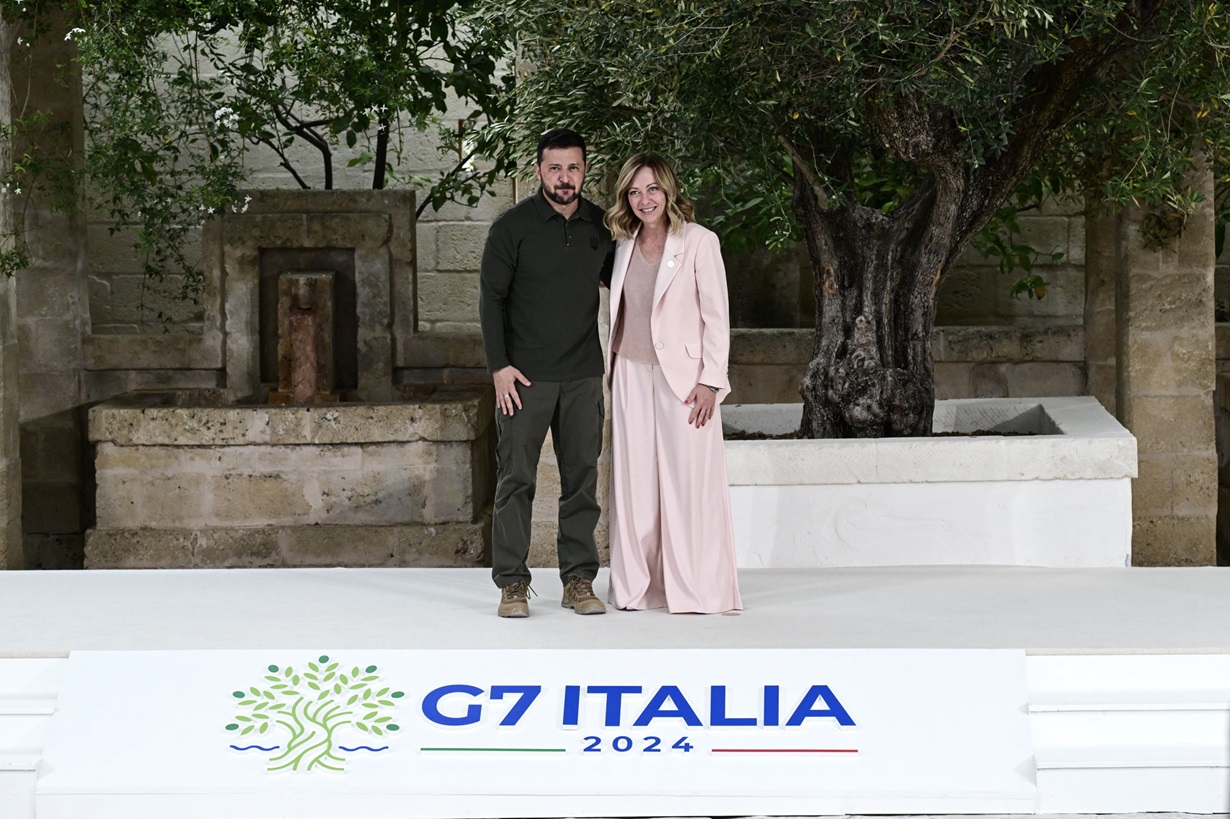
[2,565,1228,657]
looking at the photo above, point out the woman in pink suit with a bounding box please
[604,153,743,614]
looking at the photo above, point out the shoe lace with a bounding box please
[503,581,534,600]
[568,577,595,598]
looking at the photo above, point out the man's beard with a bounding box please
[541,184,580,206]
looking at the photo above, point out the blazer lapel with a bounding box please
[651,229,688,309]
[609,229,637,323]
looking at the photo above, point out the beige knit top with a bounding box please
[612,244,659,365]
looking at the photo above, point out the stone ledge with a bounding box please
[403,325,1086,371]
[723,396,1137,485]
[89,386,493,446]
[239,188,415,216]
[401,331,486,369]
[84,333,223,371]
[85,520,490,569]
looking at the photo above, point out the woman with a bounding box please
[604,153,743,614]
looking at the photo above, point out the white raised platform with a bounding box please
[723,398,1137,568]
[2,566,1229,818]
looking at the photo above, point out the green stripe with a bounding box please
[415,742,563,747]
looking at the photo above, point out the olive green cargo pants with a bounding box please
[491,376,604,588]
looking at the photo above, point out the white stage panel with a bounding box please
[37,648,1035,818]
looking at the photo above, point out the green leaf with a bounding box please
[226,723,239,731]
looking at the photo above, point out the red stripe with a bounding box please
[712,748,858,754]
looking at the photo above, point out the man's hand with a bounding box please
[494,366,532,416]
[685,385,717,428]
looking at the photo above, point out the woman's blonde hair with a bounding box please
[604,152,695,239]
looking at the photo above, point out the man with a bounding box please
[479,128,614,618]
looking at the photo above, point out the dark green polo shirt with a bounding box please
[479,191,614,381]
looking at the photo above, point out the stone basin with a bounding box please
[85,385,494,569]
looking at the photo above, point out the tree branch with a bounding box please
[777,133,830,209]
[956,0,1173,244]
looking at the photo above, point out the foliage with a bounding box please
[0,0,512,304]
[486,0,1229,261]
[485,0,1230,436]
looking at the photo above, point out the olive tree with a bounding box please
[487,0,1230,437]
[1,0,512,295]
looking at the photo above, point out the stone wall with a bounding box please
[728,326,1086,405]
[936,198,1087,328]
[86,93,500,336]
[1112,156,1218,566]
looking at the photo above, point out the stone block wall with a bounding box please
[936,197,1087,328]
[85,92,500,336]
[728,326,1087,405]
[1113,156,1218,566]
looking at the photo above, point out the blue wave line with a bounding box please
[230,744,280,752]
[339,745,388,753]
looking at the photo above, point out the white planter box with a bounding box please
[722,397,1137,568]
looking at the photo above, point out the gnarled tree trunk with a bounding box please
[793,28,1120,439]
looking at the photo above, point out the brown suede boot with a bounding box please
[561,576,606,615]
[497,581,531,618]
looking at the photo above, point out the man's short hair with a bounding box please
[536,128,587,164]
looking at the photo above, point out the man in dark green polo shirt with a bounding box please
[479,128,614,618]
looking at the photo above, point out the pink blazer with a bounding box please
[606,221,732,404]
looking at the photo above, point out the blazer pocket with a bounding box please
[684,342,702,359]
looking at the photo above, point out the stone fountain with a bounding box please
[85,191,494,568]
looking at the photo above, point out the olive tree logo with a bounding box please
[226,655,404,773]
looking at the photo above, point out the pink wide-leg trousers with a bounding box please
[607,355,743,614]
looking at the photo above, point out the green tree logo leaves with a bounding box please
[225,655,405,773]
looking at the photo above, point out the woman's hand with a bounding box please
[684,384,718,428]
